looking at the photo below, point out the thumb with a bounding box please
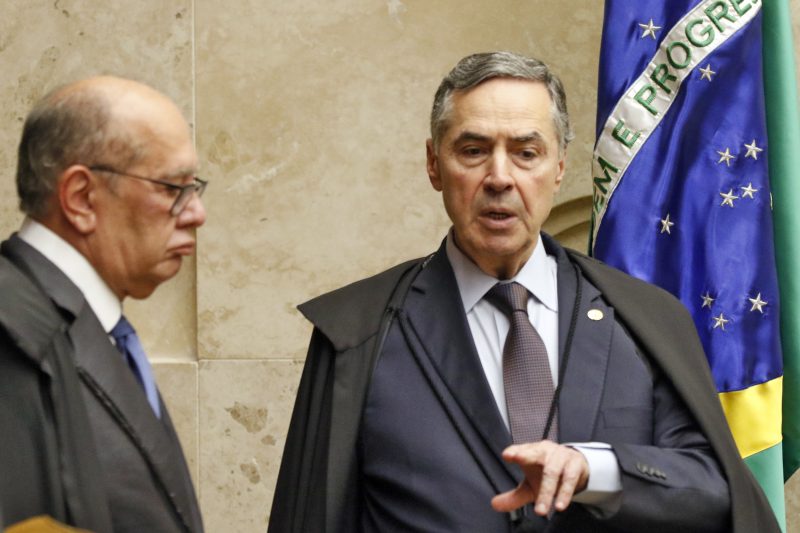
[491,483,534,512]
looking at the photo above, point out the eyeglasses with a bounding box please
[89,165,208,216]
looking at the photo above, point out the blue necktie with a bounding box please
[110,316,161,418]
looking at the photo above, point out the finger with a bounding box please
[491,482,535,512]
[532,449,568,516]
[495,441,562,514]
[498,442,552,514]
[501,440,553,464]
[553,454,588,512]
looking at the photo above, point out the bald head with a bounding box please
[16,76,188,218]
[75,77,190,145]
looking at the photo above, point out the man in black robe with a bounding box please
[0,76,207,532]
[269,52,778,533]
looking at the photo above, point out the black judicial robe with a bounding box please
[0,235,203,533]
[268,238,778,533]
[0,254,113,531]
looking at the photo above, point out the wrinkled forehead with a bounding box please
[444,79,558,141]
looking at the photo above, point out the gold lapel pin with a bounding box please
[587,309,604,321]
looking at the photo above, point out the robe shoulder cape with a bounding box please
[268,250,779,533]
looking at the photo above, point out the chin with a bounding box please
[160,257,184,278]
[127,270,181,301]
[127,285,159,300]
[482,236,532,257]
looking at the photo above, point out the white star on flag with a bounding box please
[701,292,715,308]
[749,293,767,313]
[717,147,736,166]
[639,19,661,39]
[744,139,764,160]
[712,313,730,330]
[741,183,758,199]
[699,64,716,81]
[660,213,675,234]
[720,189,739,207]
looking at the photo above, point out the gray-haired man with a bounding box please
[269,52,777,533]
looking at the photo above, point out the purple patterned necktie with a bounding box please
[486,282,557,443]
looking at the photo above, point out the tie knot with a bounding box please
[486,282,529,315]
[111,316,136,344]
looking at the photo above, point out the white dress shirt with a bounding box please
[445,232,622,508]
[17,218,121,332]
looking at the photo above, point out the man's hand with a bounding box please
[491,440,590,516]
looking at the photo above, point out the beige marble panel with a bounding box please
[544,196,593,252]
[153,361,200,487]
[198,359,304,532]
[0,0,197,357]
[794,0,800,101]
[788,470,800,533]
[195,0,604,359]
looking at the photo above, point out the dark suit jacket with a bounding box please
[0,235,203,533]
[269,235,778,533]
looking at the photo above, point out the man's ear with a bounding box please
[58,165,98,234]
[554,149,567,192]
[426,139,442,192]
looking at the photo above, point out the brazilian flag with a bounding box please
[591,0,800,530]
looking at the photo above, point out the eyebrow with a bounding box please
[510,131,545,144]
[450,130,548,148]
[161,167,198,182]
[453,131,544,144]
[452,131,491,145]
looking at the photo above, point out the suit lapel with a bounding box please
[544,236,613,443]
[398,237,617,449]
[402,245,519,484]
[2,235,198,532]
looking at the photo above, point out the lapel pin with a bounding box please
[587,309,604,321]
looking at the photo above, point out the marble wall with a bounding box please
[0,1,798,531]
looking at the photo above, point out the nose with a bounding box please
[484,151,514,192]
[178,193,207,228]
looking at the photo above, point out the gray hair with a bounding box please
[430,51,574,153]
[16,84,142,217]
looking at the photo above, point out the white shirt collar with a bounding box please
[18,218,122,332]
[445,230,558,314]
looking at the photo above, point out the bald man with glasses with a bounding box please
[0,76,206,533]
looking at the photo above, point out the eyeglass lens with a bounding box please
[171,180,207,216]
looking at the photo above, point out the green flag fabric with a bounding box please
[764,0,800,483]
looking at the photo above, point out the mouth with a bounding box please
[170,242,196,256]
[478,207,518,229]
[485,212,513,220]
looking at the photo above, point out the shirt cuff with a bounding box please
[566,442,622,515]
